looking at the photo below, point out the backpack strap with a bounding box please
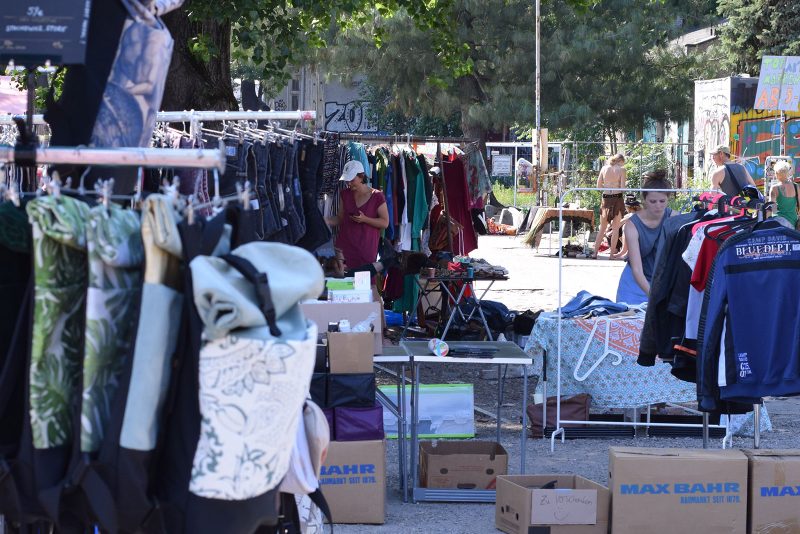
[794,182,799,212]
[308,487,334,532]
[221,254,282,337]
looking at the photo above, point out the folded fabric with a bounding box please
[191,242,325,340]
[561,290,628,318]
[333,405,384,441]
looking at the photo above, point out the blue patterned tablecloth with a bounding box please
[524,312,697,408]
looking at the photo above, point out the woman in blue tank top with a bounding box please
[616,173,675,304]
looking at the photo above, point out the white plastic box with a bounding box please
[379,383,474,439]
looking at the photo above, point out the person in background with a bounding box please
[326,160,394,277]
[768,160,798,230]
[608,193,642,260]
[710,144,756,196]
[616,172,676,304]
[592,153,627,258]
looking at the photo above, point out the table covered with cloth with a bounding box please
[522,207,595,249]
[524,311,696,409]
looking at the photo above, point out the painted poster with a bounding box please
[778,56,800,112]
[694,78,731,180]
[754,56,786,111]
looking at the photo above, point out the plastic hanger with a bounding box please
[573,317,624,382]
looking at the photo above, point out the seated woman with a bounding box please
[615,172,676,304]
[608,193,642,260]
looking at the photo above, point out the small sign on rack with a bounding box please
[0,1,93,67]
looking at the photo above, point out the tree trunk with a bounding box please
[161,8,237,111]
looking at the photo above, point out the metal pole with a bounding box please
[513,145,518,207]
[534,0,541,196]
[0,146,226,171]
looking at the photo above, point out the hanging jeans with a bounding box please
[220,139,255,197]
[252,143,282,240]
[296,140,330,252]
[286,141,307,244]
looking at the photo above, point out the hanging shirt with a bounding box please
[335,188,386,269]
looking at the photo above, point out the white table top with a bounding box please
[376,341,533,365]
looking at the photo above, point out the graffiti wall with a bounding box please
[323,78,378,133]
[694,78,731,179]
[695,76,800,182]
[729,77,800,180]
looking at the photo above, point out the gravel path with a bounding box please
[337,235,800,533]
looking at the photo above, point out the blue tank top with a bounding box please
[630,207,672,281]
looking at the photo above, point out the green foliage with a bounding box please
[11,69,64,111]
[622,141,673,190]
[188,0,461,91]
[324,0,714,143]
[717,0,800,76]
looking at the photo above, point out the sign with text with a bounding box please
[0,1,93,66]
[531,489,598,525]
[778,56,800,111]
[753,55,800,111]
[492,154,513,176]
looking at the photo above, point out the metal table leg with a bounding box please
[440,283,468,340]
[399,365,408,502]
[521,364,528,473]
[411,362,420,503]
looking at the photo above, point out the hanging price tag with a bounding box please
[0,1,93,67]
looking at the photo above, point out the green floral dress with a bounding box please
[80,204,144,452]
[26,196,91,449]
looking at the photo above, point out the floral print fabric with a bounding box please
[80,204,144,452]
[26,196,90,449]
[189,325,317,500]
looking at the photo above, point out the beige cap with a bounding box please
[713,144,731,156]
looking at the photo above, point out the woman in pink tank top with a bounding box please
[327,160,390,274]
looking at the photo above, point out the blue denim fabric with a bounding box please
[561,290,629,318]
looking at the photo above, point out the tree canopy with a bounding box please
[322,0,716,144]
[717,0,800,76]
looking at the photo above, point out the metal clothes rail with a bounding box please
[0,145,225,171]
[336,133,476,145]
[0,110,317,125]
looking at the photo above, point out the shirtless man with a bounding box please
[592,153,627,258]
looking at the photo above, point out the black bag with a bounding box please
[327,373,376,408]
[310,373,328,408]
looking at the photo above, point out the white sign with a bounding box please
[492,154,513,177]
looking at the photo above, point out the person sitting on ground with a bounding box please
[592,153,627,258]
[608,193,642,260]
[768,160,798,230]
[615,171,676,304]
[709,144,756,196]
[325,160,396,277]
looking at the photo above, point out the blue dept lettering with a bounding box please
[734,243,792,259]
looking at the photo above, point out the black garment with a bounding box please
[720,163,750,197]
[319,133,341,198]
[638,212,702,366]
[285,141,307,244]
[267,141,290,244]
[296,140,331,252]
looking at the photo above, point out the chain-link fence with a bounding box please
[487,140,694,212]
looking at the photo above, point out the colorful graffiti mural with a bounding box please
[730,110,800,180]
[695,77,800,182]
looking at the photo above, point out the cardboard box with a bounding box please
[319,440,385,524]
[419,441,507,490]
[380,383,475,439]
[328,332,374,374]
[744,449,800,534]
[329,289,373,303]
[495,474,610,534]
[609,447,748,534]
[300,301,383,355]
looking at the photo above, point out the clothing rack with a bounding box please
[335,133,477,145]
[0,110,318,125]
[0,145,225,171]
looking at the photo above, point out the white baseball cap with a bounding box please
[340,160,365,182]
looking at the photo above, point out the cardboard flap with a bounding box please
[531,489,598,525]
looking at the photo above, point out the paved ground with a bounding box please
[338,234,800,533]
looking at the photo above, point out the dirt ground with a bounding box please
[338,234,800,534]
